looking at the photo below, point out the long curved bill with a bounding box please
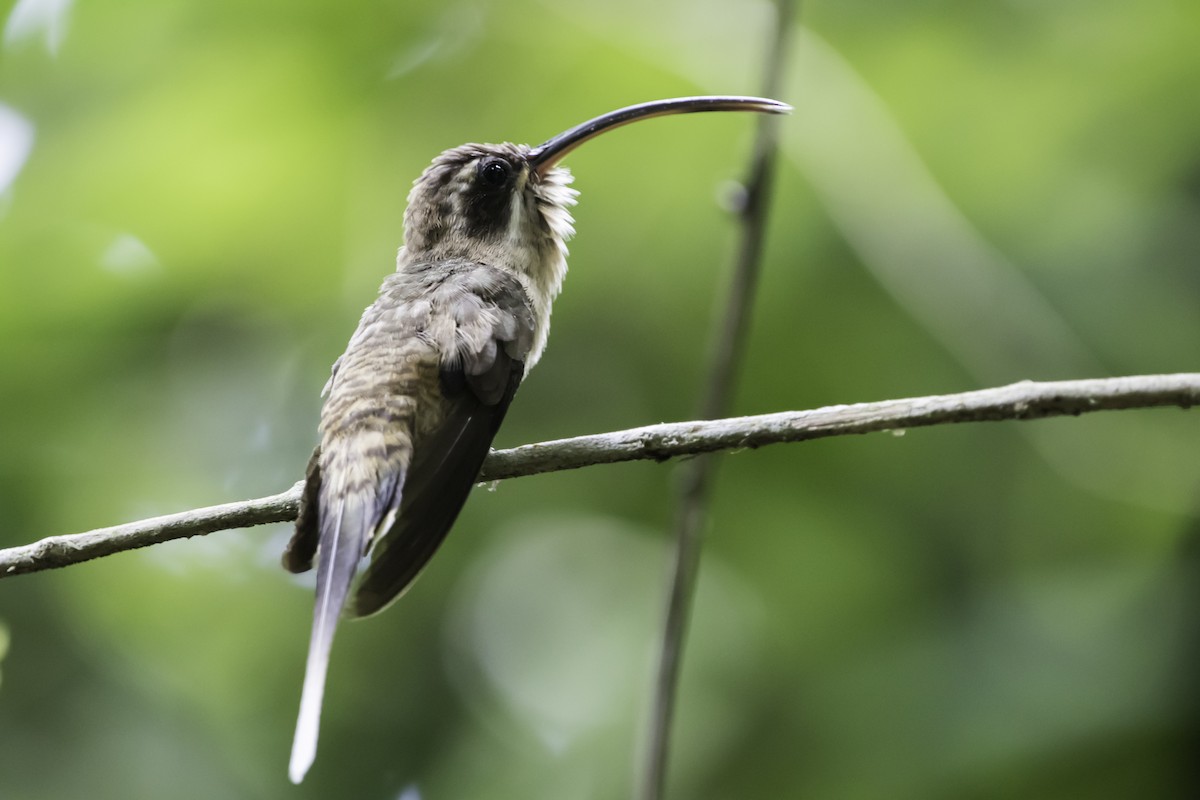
[528,95,791,176]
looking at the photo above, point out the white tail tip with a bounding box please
[288,650,328,783]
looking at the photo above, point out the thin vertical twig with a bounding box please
[638,3,797,799]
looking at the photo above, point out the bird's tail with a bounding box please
[288,491,368,784]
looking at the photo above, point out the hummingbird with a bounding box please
[280,95,789,783]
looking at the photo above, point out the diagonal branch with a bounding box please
[1,373,1196,580]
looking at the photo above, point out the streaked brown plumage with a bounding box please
[280,97,789,783]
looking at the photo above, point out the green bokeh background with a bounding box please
[2,1,1198,798]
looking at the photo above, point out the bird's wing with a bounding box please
[349,266,535,618]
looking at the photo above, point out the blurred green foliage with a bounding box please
[1,0,1198,798]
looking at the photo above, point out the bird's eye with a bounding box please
[478,158,512,188]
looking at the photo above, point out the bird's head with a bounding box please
[402,141,577,270]
[400,96,791,278]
